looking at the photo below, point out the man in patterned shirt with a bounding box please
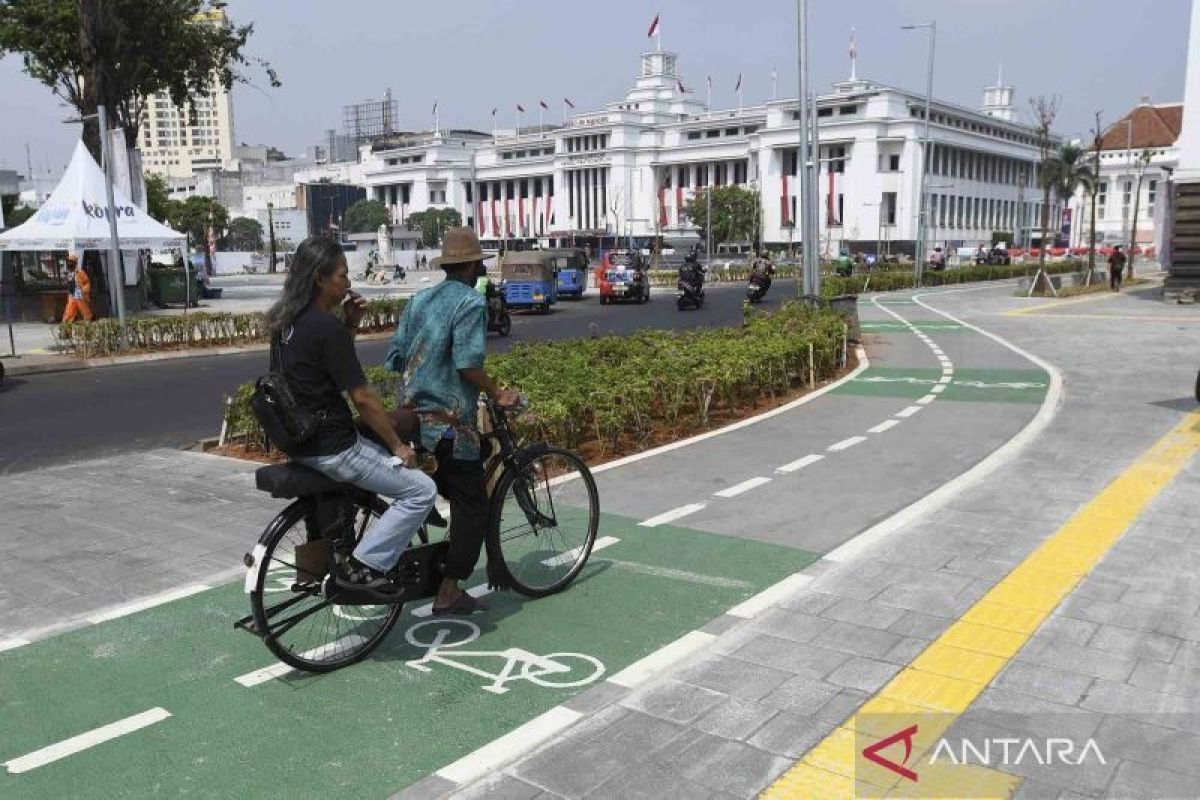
[385,228,520,615]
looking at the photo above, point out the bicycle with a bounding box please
[236,398,600,674]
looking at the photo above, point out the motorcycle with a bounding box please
[746,265,773,304]
[486,286,512,336]
[676,262,706,310]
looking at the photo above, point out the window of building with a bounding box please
[888,154,900,172]
[836,193,844,225]
[1122,180,1132,214]
[827,145,846,174]
[705,130,719,139]
[725,127,740,136]
[1147,179,1157,217]
[883,191,897,225]
[817,107,833,118]
[838,105,858,116]
[687,131,701,140]
[743,126,758,134]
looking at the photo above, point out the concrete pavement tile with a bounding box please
[390,775,456,800]
[1059,597,1165,631]
[995,661,1095,706]
[888,610,952,639]
[1156,612,1200,643]
[872,582,967,617]
[941,554,1019,582]
[1088,625,1182,664]
[653,731,790,798]
[673,655,792,701]
[1091,715,1200,779]
[748,608,834,644]
[1011,779,1087,799]
[824,656,901,693]
[728,634,850,679]
[1106,759,1199,800]
[450,774,543,800]
[584,760,716,800]
[775,590,842,616]
[699,614,745,637]
[1079,679,1200,719]
[821,597,907,630]
[692,697,778,741]
[811,620,902,659]
[561,679,628,715]
[1066,576,1130,604]
[1035,616,1099,647]
[512,737,638,798]
[584,709,691,759]
[619,679,727,725]
[813,688,871,725]
[1019,639,1138,682]
[1125,659,1200,702]
[967,688,1105,740]
[881,636,930,665]
[758,674,840,715]
[561,706,629,742]
[747,710,834,758]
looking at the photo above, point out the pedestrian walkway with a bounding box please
[430,284,1200,800]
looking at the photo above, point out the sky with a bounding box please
[0,0,1192,177]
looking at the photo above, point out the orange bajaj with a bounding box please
[597,249,650,305]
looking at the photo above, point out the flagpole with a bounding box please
[707,79,712,118]
[772,66,778,100]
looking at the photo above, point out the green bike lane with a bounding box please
[0,513,817,798]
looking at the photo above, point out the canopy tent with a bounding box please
[0,140,184,251]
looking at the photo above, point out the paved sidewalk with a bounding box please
[425,284,1200,800]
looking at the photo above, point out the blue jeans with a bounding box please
[297,435,437,573]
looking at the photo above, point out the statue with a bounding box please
[376,223,394,268]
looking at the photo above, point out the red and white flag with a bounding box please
[491,107,498,116]
[734,73,742,92]
[432,100,438,114]
[849,28,857,60]
[647,12,660,38]
[539,100,549,110]
[676,78,686,93]
[516,104,526,113]
[564,97,576,108]
[707,75,712,90]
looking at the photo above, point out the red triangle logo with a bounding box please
[861,724,919,783]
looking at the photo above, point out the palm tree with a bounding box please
[1046,143,1096,259]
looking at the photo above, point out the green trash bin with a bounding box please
[148,268,199,307]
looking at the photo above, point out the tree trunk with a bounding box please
[1039,183,1051,266]
[1089,187,1098,276]
[77,0,102,163]
[1128,174,1144,279]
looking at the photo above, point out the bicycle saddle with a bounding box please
[255,463,346,498]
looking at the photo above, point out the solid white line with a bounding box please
[4,708,171,774]
[776,454,825,473]
[436,706,582,784]
[607,630,716,688]
[0,638,31,653]
[896,406,923,418]
[639,503,707,528]
[86,583,211,625]
[411,583,495,619]
[540,535,621,567]
[575,347,869,478]
[937,355,952,364]
[714,477,772,498]
[930,384,947,394]
[604,559,755,589]
[828,436,867,452]
[726,572,815,619]
[234,634,367,686]
[825,285,1063,564]
[868,419,900,434]
[931,348,944,356]
[939,375,954,383]
[916,394,938,405]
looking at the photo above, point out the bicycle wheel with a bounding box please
[250,496,403,673]
[522,653,606,688]
[488,446,599,597]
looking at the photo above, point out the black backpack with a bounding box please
[251,334,322,454]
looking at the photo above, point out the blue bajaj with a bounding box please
[546,248,589,300]
[501,251,558,313]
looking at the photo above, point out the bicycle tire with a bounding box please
[250,496,403,673]
[486,446,599,598]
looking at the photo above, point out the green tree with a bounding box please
[1045,142,1095,251]
[0,0,279,162]
[2,194,35,228]
[222,216,264,251]
[1028,95,1059,265]
[144,171,170,222]
[343,199,389,233]
[166,195,228,275]
[406,208,462,247]
[683,185,760,248]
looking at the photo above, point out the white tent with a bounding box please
[0,140,184,251]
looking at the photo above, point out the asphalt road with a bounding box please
[0,280,796,474]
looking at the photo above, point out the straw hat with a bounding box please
[431,227,485,268]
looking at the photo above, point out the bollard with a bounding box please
[808,342,815,386]
[842,323,848,367]
[218,396,232,448]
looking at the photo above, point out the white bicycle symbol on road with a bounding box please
[404,619,605,695]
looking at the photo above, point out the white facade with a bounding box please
[138,9,237,179]
[1176,0,1200,182]
[353,50,1053,256]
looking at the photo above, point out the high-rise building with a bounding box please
[138,8,236,178]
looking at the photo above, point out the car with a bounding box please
[597,250,650,305]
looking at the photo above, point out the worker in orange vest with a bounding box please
[61,254,95,322]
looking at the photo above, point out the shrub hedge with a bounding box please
[55,297,409,358]
[222,300,850,457]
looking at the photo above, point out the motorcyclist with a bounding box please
[475,263,503,325]
[750,250,775,285]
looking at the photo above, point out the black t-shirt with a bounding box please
[278,305,367,457]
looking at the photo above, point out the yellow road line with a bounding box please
[1002,291,1123,316]
[1002,311,1200,324]
[762,410,1200,800]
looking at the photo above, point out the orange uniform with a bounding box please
[62,266,94,323]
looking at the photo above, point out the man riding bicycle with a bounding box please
[386,227,521,615]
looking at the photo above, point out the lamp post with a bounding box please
[1122,118,1133,259]
[901,21,936,285]
[796,0,818,297]
[267,201,278,274]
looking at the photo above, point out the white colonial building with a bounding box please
[353,49,1059,256]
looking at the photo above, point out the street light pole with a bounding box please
[902,21,936,286]
[267,201,278,274]
[796,0,818,297]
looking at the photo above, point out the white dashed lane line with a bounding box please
[639,503,707,528]
[896,405,923,418]
[828,436,868,452]
[3,708,172,774]
[776,454,825,474]
[714,477,772,498]
[868,419,900,434]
